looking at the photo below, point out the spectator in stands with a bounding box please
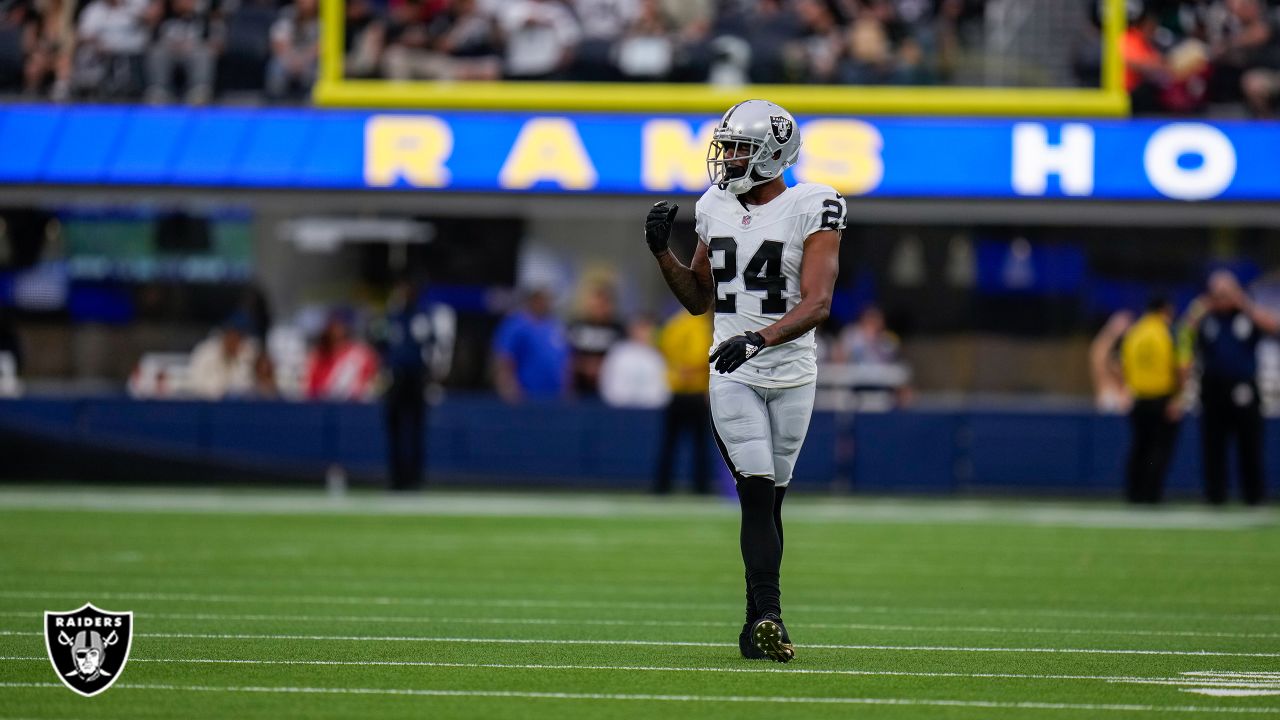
[1,0,34,92]
[492,287,570,403]
[837,3,897,84]
[1186,270,1280,505]
[343,0,383,78]
[599,314,669,408]
[304,309,380,401]
[567,282,624,397]
[614,0,675,81]
[1089,310,1134,414]
[832,305,912,408]
[1123,7,1210,114]
[785,0,841,83]
[382,0,500,81]
[1211,0,1280,116]
[146,0,223,104]
[1119,297,1181,504]
[742,0,802,83]
[188,313,258,400]
[250,351,278,399]
[571,0,638,80]
[497,0,580,79]
[654,308,712,495]
[72,0,156,99]
[646,0,708,80]
[833,305,900,365]
[21,0,74,99]
[266,0,318,100]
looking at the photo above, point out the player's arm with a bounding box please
[757,229,840,348]
[647,201,714,315]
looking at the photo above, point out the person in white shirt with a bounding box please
[188,315,259,400]
[599,315,670,409]
[497,0,580,78]
[73,0,154,97]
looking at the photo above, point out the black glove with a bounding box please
[709,331,766,374]
[645,201,678,256]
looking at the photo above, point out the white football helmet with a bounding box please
[706,99,802,195]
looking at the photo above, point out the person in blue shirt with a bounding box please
[1188,271,1280,506]
[492,288,570,403]
[378,278,454,491]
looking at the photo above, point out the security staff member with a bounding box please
[1189,271,1279,506]
[377,278,454,491]
[654,309,714,494]
[1120,297,1182,504]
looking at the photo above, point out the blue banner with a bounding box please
[1,105,1277,201]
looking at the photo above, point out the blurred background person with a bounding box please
[1090,310,1134,414]
[377,278,455,491]
[654,308,712,495]
[1187,270,1280,506]
[304,309,379,401]
[832,305,912,409]
[266,0,317,100]
[21,0,74,99]
[145,0,223,105]
[72,0,155,99]
[599,314,668,409]
[1120,297,1181,504]
[250,351,278,399]
[498,0,581,80]
[188,313,257,400]
[492,287,569,403]
[567,281,624,398]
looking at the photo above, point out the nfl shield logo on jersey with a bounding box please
[44,603,133,697]
[742,215,752,227]
[769,116,794,144]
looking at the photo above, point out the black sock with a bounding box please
[774,485,787,556]
[737,476,782,619]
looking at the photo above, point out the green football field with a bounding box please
[1,486,1278,719]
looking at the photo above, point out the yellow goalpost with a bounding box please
[313,0,1127,117]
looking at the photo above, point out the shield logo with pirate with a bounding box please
[44,603,133,697]
[769,115,794,145]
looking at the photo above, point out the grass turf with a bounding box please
[0,487,1278,719]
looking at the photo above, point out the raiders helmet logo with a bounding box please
[769,115,794,145]
[44,603,133,697]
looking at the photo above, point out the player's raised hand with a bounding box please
[709,331,766,374]
[645,201,679,256]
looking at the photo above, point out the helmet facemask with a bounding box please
[707,134,775,195]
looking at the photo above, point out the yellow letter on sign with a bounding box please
[795,120,884,196]
[364,115,453,188]
[498,118,598,191]
[642,120,717,191]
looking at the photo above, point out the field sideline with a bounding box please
[0,486,1277,719]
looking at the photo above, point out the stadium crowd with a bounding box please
[2,0,1275,115]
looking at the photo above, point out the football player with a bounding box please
[645,99,845,663]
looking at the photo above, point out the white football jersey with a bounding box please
[695,182,846,388]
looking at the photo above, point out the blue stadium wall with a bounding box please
[2,397,1279,497]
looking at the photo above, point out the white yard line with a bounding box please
[1,681,1277,714]
[1,655,1277,688]
[4,609,1275,640]
[0,489,1274,530]
[2,630,1277,657]
[4,589,1279,623]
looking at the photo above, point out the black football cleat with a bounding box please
[750,614,794,663]
[739,622,767,659]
